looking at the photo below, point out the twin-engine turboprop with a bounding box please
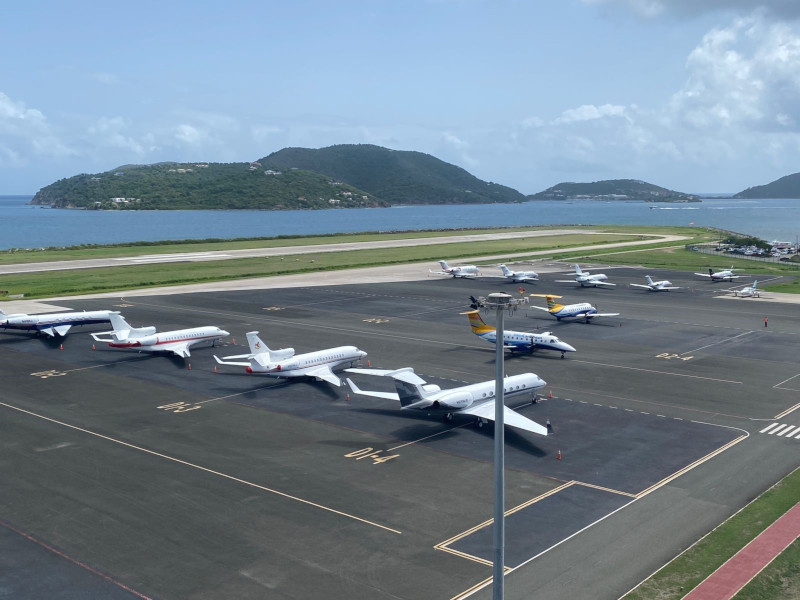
[498,264,539,283]
[462,310,575,358]
[694,266,741,282]
[629,275,682,292]
[529,294,619,323]
[555,264,615,288]
[345,367,548,435]
[91,314,228,358]
[430,260,481,279]
[717,280,762,298]
[0,308,119,337]
[214,331,367,386]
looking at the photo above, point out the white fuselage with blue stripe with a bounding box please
[476,328,575,354]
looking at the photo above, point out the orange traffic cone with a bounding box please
[346,394,350,403]
[188,363,192,371]
[213,366,217,374]
[232,338,236,345]
[557,449,562,460]
[367,360,371,367]
[91,344,96,350]
[59,343,63,350]
[548,390,553,399]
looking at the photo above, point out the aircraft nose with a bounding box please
[220,329,230,337]
[562,342,577,352]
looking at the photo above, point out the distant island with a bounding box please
[734,172,800,198]
[31,144,524,210]
[528,179,700,203]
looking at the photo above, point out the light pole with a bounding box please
[484,292,519,600]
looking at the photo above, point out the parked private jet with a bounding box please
[345,367,548,434]
[91,314,228,358]
[629,275,682,292]
[430,260,481,279]
[214,331,367,386]
[462,310,575,358]
[529,294,619,323]
[556,264,615,287]
[694,267,742,282]
[0,308,119,337]
[498,264,539,283]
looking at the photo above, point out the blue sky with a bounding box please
[2,0,799,194]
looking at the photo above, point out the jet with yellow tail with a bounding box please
[529,294,619,323]
[462,310,575,358]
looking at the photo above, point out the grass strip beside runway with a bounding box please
[623,467,800,600]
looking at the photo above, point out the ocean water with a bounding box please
[0,195,797,250]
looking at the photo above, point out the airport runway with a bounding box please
[1,266,798,600]
[0,230,684,275]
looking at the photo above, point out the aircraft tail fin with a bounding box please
[752,280,758,289]
[461,310,494,334]
[499,264,512,276]
[574,264,583,274]
[646,275,654,285]
[393,378,429,408]
[246,331,271,354]
[438,260,450,271]
[709,268,714,276]
[109,313,132,333]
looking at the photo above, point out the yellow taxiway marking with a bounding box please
[775,402,800,420]
[386,423,471,452]
[574,481,637,498]
[194,382,286,405]
[571,359,743,384]
[450,576,495,600]
[0,401,401,535]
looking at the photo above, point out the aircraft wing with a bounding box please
[693,273,713,278]
[345,367,427,385]
[554,279,578,283]
[528,305,551,312]
[214,355,251,366]
[428,270,450,277]
[38,327,57,337]
[594,281,616,287]
[586,312,620,318]
[160,342,191,358]
[345,378,400,401]
[460,401,548,436]
[660,286,682,290]
[629,283,651,290]
[303,365,341,386]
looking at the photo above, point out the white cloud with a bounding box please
[174,123,206,145]
[86,116,154,154]
[553,103,631,124]
[0,91,73,165]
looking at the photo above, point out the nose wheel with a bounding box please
[561,352,565,359]
[474,418,488,429]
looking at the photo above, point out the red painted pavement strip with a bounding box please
[683,502,800,600]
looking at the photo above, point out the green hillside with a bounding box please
[31,162,385,210]
[260,144,526,205]
[529,179,699,202]
[734,173,800,198]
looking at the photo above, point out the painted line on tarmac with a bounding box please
[775,402,800,419]
[680,330,754,355]
[195,381,287,405]
[570,359,743,384]
[0,401,402,535]
[773,372,800,390]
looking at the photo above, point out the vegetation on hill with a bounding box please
[734,172,800,198]
[529,179,700,202]
[260,144,526,205]
[30,162,385,210]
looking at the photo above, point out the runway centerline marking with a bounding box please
[680,330,754,355]
[570,360,743,384]
[0,401,401,535]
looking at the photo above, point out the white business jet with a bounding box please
[529,294,619,323]
[91,314,228,358]
[430,260,481,279]
[694,267,741,282]
[629,275,682,292]
[556,264,615,287]
[345,367,548,434]
[462,310,576,358]
[214,331,367,386]
[498,264,539,283]
[0,308,119,338]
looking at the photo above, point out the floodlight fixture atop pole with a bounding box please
[483,292,522,600]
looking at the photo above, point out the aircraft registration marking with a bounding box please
[363,318,389,324]
[30,370,67,379]
[344,446,399,465]
[157,401,202,413]
[656,353,693,361]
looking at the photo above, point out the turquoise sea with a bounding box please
[0,195,797,250]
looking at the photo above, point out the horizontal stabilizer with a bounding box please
[214,355,251,366]
[529,294,563,298]
[588,312,620,318]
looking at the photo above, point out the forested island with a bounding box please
[528,179,700,202]
[734,172,800,198]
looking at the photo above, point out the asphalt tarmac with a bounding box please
[1,265,799,600]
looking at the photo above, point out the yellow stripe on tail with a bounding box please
[461,310,495,334]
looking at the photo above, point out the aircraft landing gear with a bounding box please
[474,418,487,429]
[444,413,453,422]
[561,352,565,359]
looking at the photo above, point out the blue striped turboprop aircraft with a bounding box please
[529,294,620,323]
[214,331,367,386]
[345,367,548,434]
[555,263,616,287]
[461,310,576,358]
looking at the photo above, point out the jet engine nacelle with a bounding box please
[437,391,474,410]
[274,360,298,372]
[422,384,441,394]
[136,326,157,337]
[135,334,159,346]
